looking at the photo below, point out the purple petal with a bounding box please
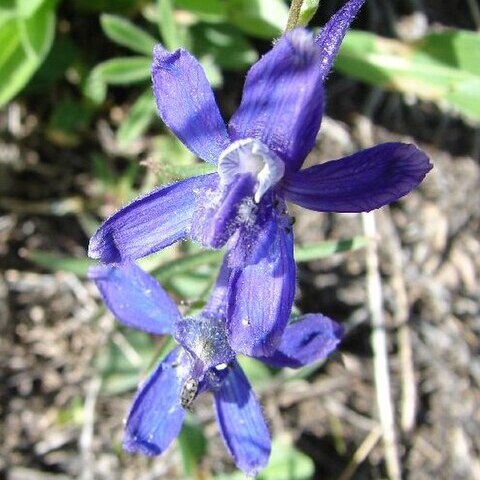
[190,173,255,249]
[88,262,179,335]
[88,173,217,263]
[226,195,278,268]
[152,45,230,164]
[227,223,296,357]
[281,143,432,213]
[123,348,188,455]
[258,314,343,368]
[214,361,270,476]
[228,29,324,173]
[315,0,366,81]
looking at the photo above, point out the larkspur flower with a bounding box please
[89,261,343,476]
[88,0,432,356]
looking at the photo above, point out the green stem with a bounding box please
[285,0,305,31]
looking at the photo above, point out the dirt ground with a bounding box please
[1,2,480,480]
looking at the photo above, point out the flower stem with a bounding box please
[285,0,305,31]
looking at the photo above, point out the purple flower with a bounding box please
[89,261,343,476]
[88,0,432,356]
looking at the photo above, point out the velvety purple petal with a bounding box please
[281,143,432,213]
[214,361,270,476]
[228,29,324,173]
[88,173,217,263]
[88,262,179,335]
[226,194,278,268]
[258,314,343,368]
[227,223,296,357]
[152,45,230,164]
[123,348,188,455]
[315,0,365,81]
[190,173,255,249]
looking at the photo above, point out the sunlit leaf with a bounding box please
[336,29,480,121]
[101,13,158,55]
[225,0,288,39]
[215,436,315,480]
[298,0,319,27]
[26,250,96,276]
[91,56,151,85]
[295,237,368,262]
[178,419,207,476]
[116,88,157,148]
[192,23,258,71]
[0,0,56,107]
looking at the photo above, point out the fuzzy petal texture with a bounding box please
[123,348,188,455]
[315,0,366,81]
[214,361,270,477]
[152,45,230,164]
[281,143,432,213]
[89,262,179,335]
[190,174,255,249]
[89,173,217,263]
[227,221,296,357]
[228,29,324,173]
[258,314,344,368]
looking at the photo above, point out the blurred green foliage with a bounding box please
[0,0,57,107]
[337,29,480,122]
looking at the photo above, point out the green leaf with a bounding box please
[91,56,151,85]
[298,0,319,27]
[157,0,183,50]
[151,250,223,281]
[16,0,46,17]
[174,0,226,21]
[151,134,216,184]
[26,250,96,276]
[116,88,157,148]
[259,436,315,480]
[295,236,368,262]
[216,436,314,480]
[96,330,156,395]
[100,14,158,56]
[47,95,95,146]
[237,356,274,386]
[336,29,480,122]
[0,0,56,107]
[192,23,258,71]
[226,0,289,39]
[178,419,207,476]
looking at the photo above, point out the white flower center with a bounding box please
[218,138,285,203]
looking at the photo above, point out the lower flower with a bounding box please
[89,261,343,476]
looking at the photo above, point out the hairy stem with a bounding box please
[286,0,305,31]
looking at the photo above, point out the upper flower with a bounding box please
[88,0,432,356]
[89,261,343,476]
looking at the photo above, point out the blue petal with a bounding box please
[258,314,343,368]
[88,173,217,263]
[281,143,432,212]
[88,262,179,335]
[152,45,230,164]
[213,361,270,476]
[190,173,255,249]
[315,0,366,81]
[226,194,278,268]
[228,29,324,173]
[123,348,188,455]
[227,223,296,357]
